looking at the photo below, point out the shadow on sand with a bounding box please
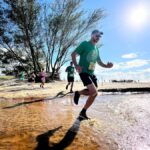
[2,91,73,109]
[35,117,83,150]
[0,86,49,93]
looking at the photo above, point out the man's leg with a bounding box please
[79,84,97,119]
[70,82,74,92]
[74,83,98,119]
[74,86,96,104]
[74,73,98,119]
[79,89,89,95]
[42,82,44,88]
[66,82,70,89]
[82,94,97,110]
[74,73,96,105]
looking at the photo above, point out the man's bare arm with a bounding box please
[71,51,82,73]
[71,51,78,67]
[97,56,113,68]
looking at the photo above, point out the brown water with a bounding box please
[0,93,150,150]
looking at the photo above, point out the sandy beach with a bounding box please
[0,80,150,150]
[0,79,149,99]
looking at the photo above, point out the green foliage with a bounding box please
[0,0,44,74]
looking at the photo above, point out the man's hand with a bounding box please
[106,62,113,68]
[75,65,82,73]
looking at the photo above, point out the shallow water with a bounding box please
[0,93,150,150]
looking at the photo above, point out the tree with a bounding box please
[0,0,105,80]
[0,0,44,75]
[43,0,104,79]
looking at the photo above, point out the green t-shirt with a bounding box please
[66,66,75,77]
[75,41,99,75]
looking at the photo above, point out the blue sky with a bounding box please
[61,0,150,82]
[1,0,149,81]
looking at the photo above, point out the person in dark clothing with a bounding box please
[65,62,75,93]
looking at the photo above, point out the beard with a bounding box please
[93,38,99,43]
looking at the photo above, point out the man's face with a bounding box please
[92,33,101,43]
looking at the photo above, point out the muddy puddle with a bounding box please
[0,93,150,150]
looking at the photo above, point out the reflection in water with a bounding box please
[36,118,82,150]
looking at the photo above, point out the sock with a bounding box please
[81,108,86,114]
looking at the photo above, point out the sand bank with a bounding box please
[0,80,149,99]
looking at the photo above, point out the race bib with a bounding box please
[88,62,95,70]
[69,73,74,77]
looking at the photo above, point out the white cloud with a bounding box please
[141,68,150,73]
[122,53,138,59]
[94,63,150,82]
[113,59,149,70]
[95,69,150,82]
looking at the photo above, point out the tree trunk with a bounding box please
[25,28,38,74]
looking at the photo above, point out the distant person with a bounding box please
[65,62,75,93]
[30,71,36,87]
[20,71,25,81]
[71,29,113,120]
[39,68,46,88]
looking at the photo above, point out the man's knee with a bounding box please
[89,90,98,97]
[92,91,98,97]
[87,84,98,96]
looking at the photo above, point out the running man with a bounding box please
[71,29,113,119]
[65,62,75,93]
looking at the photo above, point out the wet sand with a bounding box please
[0,95,117,150]
[0,81,150,149]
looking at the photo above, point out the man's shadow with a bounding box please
[35,117,83,150]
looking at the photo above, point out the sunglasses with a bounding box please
[95,35,101,38]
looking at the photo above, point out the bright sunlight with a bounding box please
[125,3,150,30]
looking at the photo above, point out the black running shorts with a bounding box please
[79,73,98,87]
[67,77,74,82]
